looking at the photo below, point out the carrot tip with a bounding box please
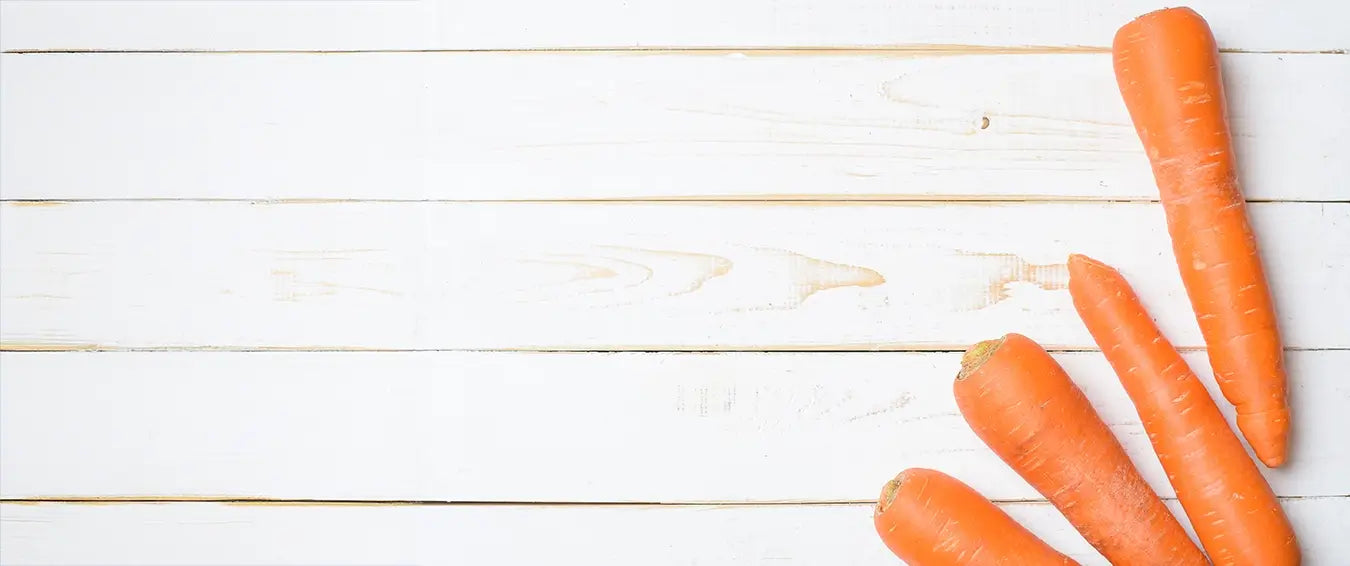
[1238,407,1292,468]
[957,336,1005,381]
[1066,252,1104,268]
[1066,253,1119,281]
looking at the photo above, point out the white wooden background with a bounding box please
[0,1,1346,564]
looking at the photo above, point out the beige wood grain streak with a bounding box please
[3,53,1345,201]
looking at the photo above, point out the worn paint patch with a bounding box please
[848,391,916,422]
[600,246,733,296]
[519,259,619,283]
[271,270,401,302]
[512,246,733,303]
[778,249,886,306]
[959,252,1068,309]
[268,249,401,302]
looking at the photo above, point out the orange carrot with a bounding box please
[874,468,1078,566]
[1113,7,1289,467]
[955,333,1207,565]
[1067,254,1298,565]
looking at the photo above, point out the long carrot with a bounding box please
[1067,254,1298,565]
[1112,7,1289,467]
[954,333,1207,565]
[874,468,1078,566]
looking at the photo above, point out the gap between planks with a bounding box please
[4,496,1345,507]
[2,344,1347,353]
[5,198,1349,206]
[3,46,1346,56]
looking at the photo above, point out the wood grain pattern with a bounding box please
[3,201,1346,351]
[2,53,1346,201]
[3,351,1345,502]
[4,499,1348,565]
[3,0,1346,52]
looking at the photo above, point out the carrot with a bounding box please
[874,468,1078,566]
[954,333,1207,565]
[1067,254,1298,565]
[1112,6,1290,467]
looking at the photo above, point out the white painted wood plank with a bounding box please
[2,202,1346,350]
[3,500,1347,565]
[3,53,1345,201]
[2,351,1344,502]
[0,0,442,52]
[3,1,1346,52]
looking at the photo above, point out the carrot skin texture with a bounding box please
[873,468,1078,566]
[1068,255,1299,565]
[1112,7,1289,467]
[954,334,1208,566]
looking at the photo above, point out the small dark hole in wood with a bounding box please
[980,116,990,130]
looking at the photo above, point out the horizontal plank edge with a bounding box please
[2,495,1344,507]
[5,46,1348,56]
